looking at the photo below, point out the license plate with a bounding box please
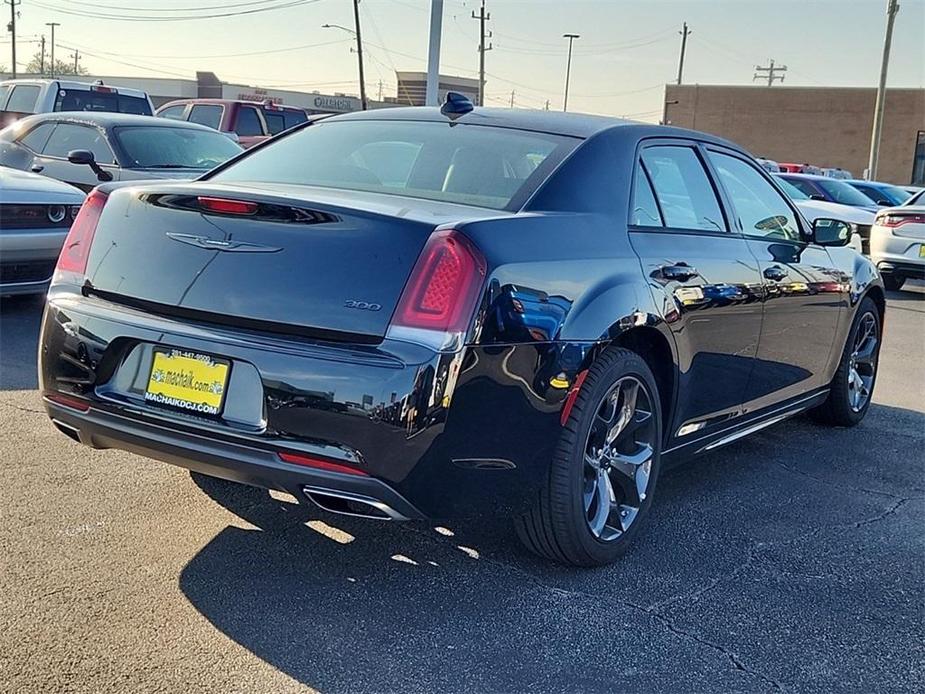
[145,347,230,417]
[919,245,925,258]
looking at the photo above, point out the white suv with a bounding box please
[870,205,925,291]
[0,79,154,117]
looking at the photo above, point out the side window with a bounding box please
[158,105,187,121]
[631,162,663,227]
[708,151,800,241]
[188,104,223,131]
[641,146,727,232]
[784,177,819,198]
[284,110,308,129]
[6,85,41,113]
[262,111,286,135]
[234,106,263,136]
[18,122,57,152]
[42,124,115,165]
[0,84,11,109]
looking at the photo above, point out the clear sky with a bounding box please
[3,0,923,121]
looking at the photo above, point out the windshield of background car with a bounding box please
[816,178,876,206]
[875,184,912,205]
[54,89,152,115]
[775,177,810,200]
[115,126,243,169]
[209,120,580,210]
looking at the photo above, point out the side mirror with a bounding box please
[809,194,826,201]
[876,198,891,206]
[67,149,113,182]
[812,218,852,247]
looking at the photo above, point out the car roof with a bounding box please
[158,98,303,110]
[324,106,738,144]
[1,78,148,98]
[844,179,896,187]
[775,172,835,181]
[13,111,222,132]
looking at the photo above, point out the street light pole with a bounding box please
[351,0,367,110]
[46,22,60,79]
[867,0,900,180]
[425,0,444,106]
[562,33,579,112]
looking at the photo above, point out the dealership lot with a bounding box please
[0,286,922,693]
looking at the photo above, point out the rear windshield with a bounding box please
[209,120,578,210]
[114,126,242,169]
[54,89,152,115]
[815,179,877,206]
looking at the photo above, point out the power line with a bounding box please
[54,0,288,12]
[753,58,787,86]
[28,0,320,22]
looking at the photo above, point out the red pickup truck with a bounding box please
[155,98,308,148]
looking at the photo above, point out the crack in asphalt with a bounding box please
[0,400,43,415]
[771,459,917,500]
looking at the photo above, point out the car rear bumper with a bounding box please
[870,228,925,276]
[40,290,591,519]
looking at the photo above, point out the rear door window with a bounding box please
[6,85,41,113]
[42,123,115,164]
[641,146,727,232]
[235,106,263,136]
[189,104,224,131]
[631,162,663,227]
[18,122,57,152]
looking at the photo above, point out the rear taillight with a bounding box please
[55,190,108,278]
[278,451,368,476]
[388,229,486,351]
[876,213,925,228]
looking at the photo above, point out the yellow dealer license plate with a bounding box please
[919,245,925,258]
[145,348,230,416]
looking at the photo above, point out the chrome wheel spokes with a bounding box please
[848,312,878,412]
[583,376,656,541]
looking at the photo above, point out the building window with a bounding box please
[912,131,925,186]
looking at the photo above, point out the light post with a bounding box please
[322,19,367,110]
[562,33,579,112]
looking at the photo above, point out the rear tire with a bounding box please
[810,297,881,427]
[514,348,662,567]
[882,274,905,292]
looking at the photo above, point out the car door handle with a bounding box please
[660,263,699,282]
[30,165,44,173]
[763,266,789,282]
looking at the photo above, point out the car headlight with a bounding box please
[70,205,83,220]
[47,205,67,224]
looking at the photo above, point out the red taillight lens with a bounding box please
[876,213,925,228]
[278,451,368,476]
[56,190,108,276]
[45,392,91,412]
[197,196,258,216]
[392,229,487,334]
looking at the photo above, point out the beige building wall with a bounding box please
[663,84,925,185]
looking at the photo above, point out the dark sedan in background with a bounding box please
[0,113,243,192]
[39,98,884,567]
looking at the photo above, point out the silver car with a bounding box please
[0,166,85,296]
[869,204,925,291]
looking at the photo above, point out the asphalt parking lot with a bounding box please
[0,285,922,693]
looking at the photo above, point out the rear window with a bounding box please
[210,120,578,210]
[53,89,152,115]
[7,85,40,113]
[188,104,224,131]
[114,126,242,169]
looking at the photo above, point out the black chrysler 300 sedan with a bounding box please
[40,101,884,566]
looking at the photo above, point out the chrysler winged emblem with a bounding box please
[166,232,281,253]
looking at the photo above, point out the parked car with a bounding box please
[903,189,925,206]
[777,173,881,210]
[40,100,883,567]
[778,162,823,175]
[821,167,852,180]
[156,98,309,148]
[0,79,154,127]
[755,157,780,173]
[0,166,85,296]
[0,112,243,191]
[844,179,911,207]
[776,177,869,254]
[869,204,925,291]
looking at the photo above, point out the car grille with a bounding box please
[0,204,75,230]
[0,260,57,284]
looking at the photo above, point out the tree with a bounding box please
[24,50,88,76]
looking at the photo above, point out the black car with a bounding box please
[0,112,243,192]
[39,99,884,567]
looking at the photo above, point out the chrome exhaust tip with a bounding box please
[52,418,81,444]
[302,485,409,521]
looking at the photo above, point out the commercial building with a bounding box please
[387,71,480,107]
[663,84,925,185]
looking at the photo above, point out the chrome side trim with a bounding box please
[701,412,792,452]
[302,485,410,521]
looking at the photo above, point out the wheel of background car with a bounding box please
[515,347,662,567]
[810,297,881,427]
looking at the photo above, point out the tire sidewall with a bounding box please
[835,298,882,424]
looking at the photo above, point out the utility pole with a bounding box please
[753,58,787,87]
[509,89,514,108]
[377,79,383,101]
[868,0,900,181]
[676,22,691,85]
[350,0,367,110]
[562,33,579,112]
[425,0,443,106]
[6,0,20,79]
[544,99,550,111]
[471,0,491,106]
[40,35,46,76]
[71,49,78,74]
[46,22,60,79]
